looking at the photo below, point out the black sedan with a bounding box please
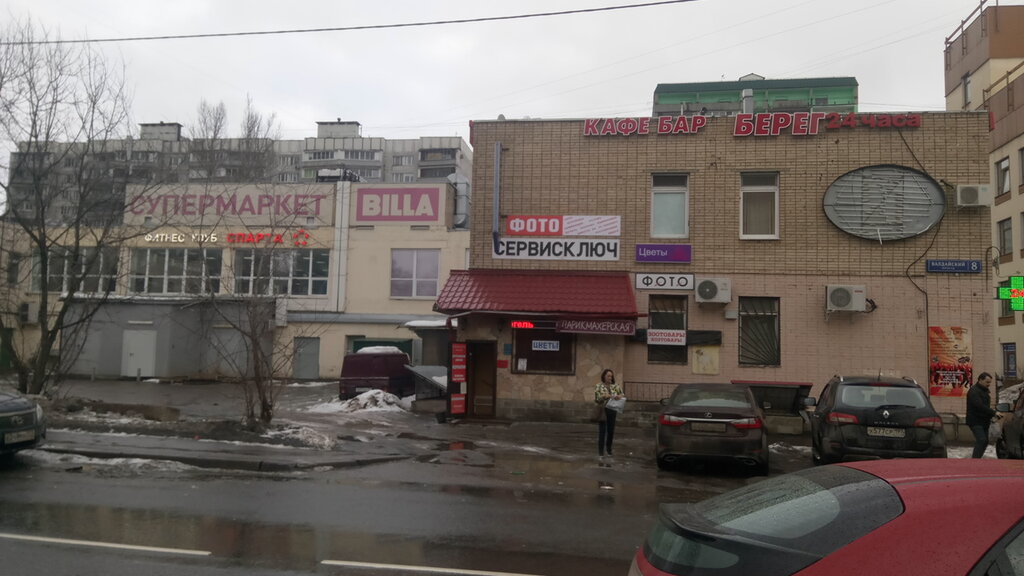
[0,389,46,458]
[656,382,769,474]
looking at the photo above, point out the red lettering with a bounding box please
[600,120,617,135]
[809,113,826,134]
[198,195,215,214]
[273,234,284,244]
[770,114,792,136]
[617,118,638,135]
[257,195,274,214]
[657,116,673,134]
[754,113,772,136]
[672,116,690,134]
[583,118,600,136]
[792,112,809,135]
[734,114,754,136]
[876,115,892,128]
[689,115,707,132]
[638,117,651,134]
[906,114,922,128]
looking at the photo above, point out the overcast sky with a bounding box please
[2,0,995,142]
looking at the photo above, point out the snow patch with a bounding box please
[307,389,413,414]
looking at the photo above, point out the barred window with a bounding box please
[32,247,118,293]
[234,249,329,296]
[130,248,222,294]
[739,297,780,366]
[647,295,687,364]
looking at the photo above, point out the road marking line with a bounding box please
[0,532,211,556]
[320,559,545,576]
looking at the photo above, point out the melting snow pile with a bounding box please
[308,389,413,414]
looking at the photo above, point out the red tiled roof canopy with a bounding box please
[435,269,638,318]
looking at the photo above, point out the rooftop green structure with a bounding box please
[652,74,858,116]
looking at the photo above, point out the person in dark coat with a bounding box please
[966,372,997,458]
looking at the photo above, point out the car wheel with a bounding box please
[755,454,770,476]
[811,439,824,465]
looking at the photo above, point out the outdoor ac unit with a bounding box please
[18,301,39,325]
[826,285,866,312]
[695,277,731,303]
[956,184,992,207]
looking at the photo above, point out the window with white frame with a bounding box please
[277,172,298,183]
[32,246,119,293]
[998,157,1011,196]
[309,150,335,160]
[651,174,688,238]
[647,295,687,364]
[391,173,416,183]
[739,297,780,366]
[233,249,329,296]
[352,168,381,180]
[130,248,222,294]
[390,249,439,298]
[999,217,1013,256]
[393,155,412,166]
[741,172,779,239]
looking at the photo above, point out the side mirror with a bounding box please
[659,398,668,406]
[802,397,818,407]
[996,402,1012,412]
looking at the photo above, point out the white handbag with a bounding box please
[606,396,626,413]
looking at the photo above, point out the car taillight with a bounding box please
[731,417,763,429]
[659,414,687,426]
[914,416,943,430]
[827,412,859,424]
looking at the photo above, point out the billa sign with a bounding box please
[353,186,442,224]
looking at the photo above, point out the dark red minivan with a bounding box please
[338,349,415,400]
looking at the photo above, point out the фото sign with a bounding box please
[635,273,694,290]
[505,215,621,237]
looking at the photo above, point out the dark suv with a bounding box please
[803,375,946,464]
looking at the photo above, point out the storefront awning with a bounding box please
[435,269,638,318]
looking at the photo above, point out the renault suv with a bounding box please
[803,375,945,464]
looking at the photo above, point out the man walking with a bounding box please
[966,372,997,458]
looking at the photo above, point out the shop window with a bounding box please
[651,174,688,238]
[512,327,574,375]
[1003,343,1018,380]
[130,248,222,295]
[741,172,779,239]
[997,157,1011,196]
[391,249,439,298]
[999,218,1014,257]
[233,249,328,296]
[32,246,118,293]
[648,295,687,364]
[739,297,780,366]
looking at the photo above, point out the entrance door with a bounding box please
[121,330,157,378]
[293,337,321,380]
[467,341,497,418]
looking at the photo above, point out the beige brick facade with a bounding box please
[458,112,992,422]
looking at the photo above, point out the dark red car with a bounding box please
[629,459,1024,576]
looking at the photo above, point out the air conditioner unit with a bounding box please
[695,277,731,303]
[956,184,992,207]
[18,301,39,325]
[826,285,866,312]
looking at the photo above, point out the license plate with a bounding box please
[4,430,36,444]
[867,426,905,438]
[690,421,726,433]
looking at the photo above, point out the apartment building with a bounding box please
[945,1,1024,385]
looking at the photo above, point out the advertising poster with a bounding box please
[928,326,972,397]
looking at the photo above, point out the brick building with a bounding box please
[437,111,991,424]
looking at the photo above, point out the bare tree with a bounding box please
[0,18,139,394]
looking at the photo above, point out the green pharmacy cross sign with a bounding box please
[998,276,1024,311]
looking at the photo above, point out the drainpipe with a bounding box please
[333,181,350,312]
[492,142,502,254]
